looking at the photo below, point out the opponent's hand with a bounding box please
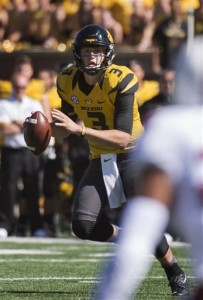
[51,109,82,136]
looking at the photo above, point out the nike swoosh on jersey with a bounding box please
[104,158,112,162]
[98,100,106,104]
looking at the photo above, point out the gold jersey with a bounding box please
[136,80,160,107]
[0,80,11,99]
[57,64,144,159]
[46,87,61,109]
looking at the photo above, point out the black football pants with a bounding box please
[72,155,169,258]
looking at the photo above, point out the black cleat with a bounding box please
[164,263,190,296]
[168,271,190,296]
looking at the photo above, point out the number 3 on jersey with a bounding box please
[87,111,109,130]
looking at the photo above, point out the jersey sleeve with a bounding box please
[114,71,139,134]
[114,93,135,134]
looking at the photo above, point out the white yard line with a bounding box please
[0,275,195,282]
[0,249,63,255]
[0,237,190,247]
[0,237,108,245]
[0,256,191,263]
[0,277,97,282]
[0,258,101,262]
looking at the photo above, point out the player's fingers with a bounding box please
[52,114,64,121]
[52,109,61,113]
[52,109,66,117]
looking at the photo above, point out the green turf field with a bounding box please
[0,237,194,299]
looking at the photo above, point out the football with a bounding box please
[23,111,52,155]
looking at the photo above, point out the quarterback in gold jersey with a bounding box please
[50,25,189,296]
[57,62,143,159]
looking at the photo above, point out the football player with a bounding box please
[50,24,189,296]
[94,36,203,300]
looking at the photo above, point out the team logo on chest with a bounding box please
[71,96,79,104]
[85,99,93,104]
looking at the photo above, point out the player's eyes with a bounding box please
[82,49,104,55]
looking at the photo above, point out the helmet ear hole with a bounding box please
[72,24,115,75]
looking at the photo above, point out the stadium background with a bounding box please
[0,49,153,80]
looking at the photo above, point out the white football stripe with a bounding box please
[28,118,37,124]
[27,146,36,151]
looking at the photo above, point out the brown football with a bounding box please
[23,111,52,155]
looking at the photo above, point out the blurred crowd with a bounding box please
[0,55,90,238]
[0,0,202,53]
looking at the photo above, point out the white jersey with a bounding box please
[137,105,203,206]
[135,105,203,268]
[0,95,43,148]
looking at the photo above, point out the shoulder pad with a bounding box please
[61,63,74,75]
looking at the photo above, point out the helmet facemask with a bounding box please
[71,24,115,76]
[73,44,115,75]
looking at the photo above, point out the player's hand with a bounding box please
[51,109,82,135]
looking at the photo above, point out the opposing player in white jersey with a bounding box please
[94,37,203,300]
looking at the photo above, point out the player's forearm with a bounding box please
[85,127,131,150]
[50,109,131,148]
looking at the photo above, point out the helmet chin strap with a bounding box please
[81,54,105,75]
[83,64,104,76]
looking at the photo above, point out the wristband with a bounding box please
[80,125,86,136]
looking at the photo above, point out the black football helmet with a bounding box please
[72,24,115,75]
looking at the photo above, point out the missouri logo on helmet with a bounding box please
[106,30,114,44]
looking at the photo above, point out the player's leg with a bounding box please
[119,157,190,297]
[190,207,203,300]
[94,196,170,300]
[171,189,203,299]
[155,235,190,296]
[72,159,119,241]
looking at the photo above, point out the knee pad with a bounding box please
[72,220,95,240]
[155,235,169,258]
